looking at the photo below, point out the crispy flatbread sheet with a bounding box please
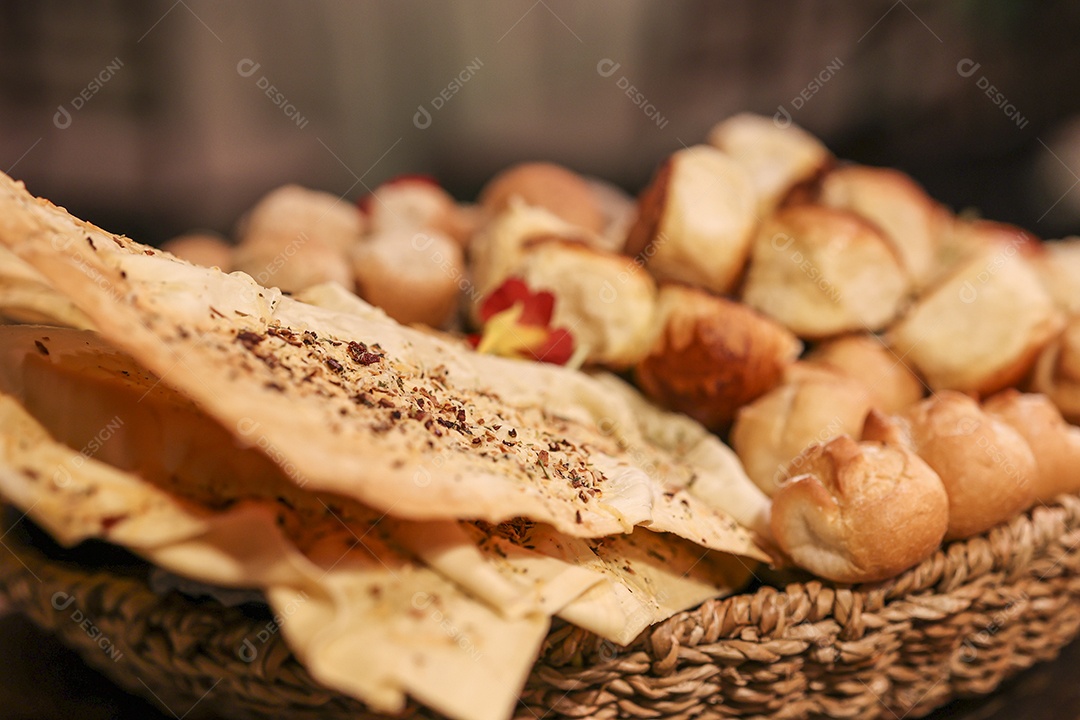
[0,392,549,720]
[0,246,93,328]
[0,172,766,560]
[460,520,753,645]
[0,324,612,621]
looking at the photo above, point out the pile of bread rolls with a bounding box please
[163,113,1080,586]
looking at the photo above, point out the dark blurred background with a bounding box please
[2,0,1080,241]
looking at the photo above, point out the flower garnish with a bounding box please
[471,277,578,366]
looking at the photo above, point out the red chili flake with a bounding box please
[326,358,344,373]
[456,408,467,424]
[236,331,264,350]
[508,428,517,438]
[390,410,402,420]
[575,510,583,524]
[378,397,395,409]
[492,424,501,431]
[347,341,382,365]
[538,450,549,465]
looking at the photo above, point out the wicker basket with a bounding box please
[3,495,1080,720]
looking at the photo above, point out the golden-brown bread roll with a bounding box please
[983,389,1080,501]
[1032,237,1080,314]
[887,242,1062,396]
[234,236,354,294]
[511,238,657,368]
[478,162,605,234]
[351,228,464,328]
[1030,316,1080,423]
[233,184,363,292]
[161,232,233,271]
[804,334,924,413]
[741,205,911,338]
[817,165,947,288]
[624,145,757,295]
[634,284,802,430]
[731,372,873,497]
[362,177,474,248]
[862,392,1036,540]
[237,184,365,253]
[706,112,832,214]
[770,435,949,583]
[935,219,1042,284]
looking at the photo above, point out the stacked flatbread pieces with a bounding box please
[0,171,769,720]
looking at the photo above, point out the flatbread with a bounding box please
[0,171,767,560]
[0,246,93,328]
[0,392,549,720]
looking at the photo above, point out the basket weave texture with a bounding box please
[3,495,1080,720]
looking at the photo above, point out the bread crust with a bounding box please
[888,243,1062,396]
[741,205,911,338]
[1030,316,1080,423]
[635,284,802,430]
[863,392,1036,540]
[479,162,605,234]
[984,389,1080,501]
[804,334,924,413]
[731,371,873,497]
[770,435,948,583]
[624,145,757,295]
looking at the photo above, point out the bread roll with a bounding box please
[161,232,233,271]
[706,112,831,214]
[469,200,590,304]
[479,162,605,234]
[984,389,1080,501]
[234,235,353,294]
[624,145,757,295]
[635,284,802,430]
[888,242,1062,396]
[512,238,657,368]
[935,219,1042,285]
[731,372,873,497]
[1030,316,1080,423]
[233,185,362,293]
[741,205,911,338]
[862,392,1036,540]
[804,334,924,413]
[363,177,473,248]
[237,184,365,253]
[817,165,946,288]
[770,435,948,583]
[1032,237,1080,314]
[352,228,464,327]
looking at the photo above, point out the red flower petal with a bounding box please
[480,277,555,326]
[529,327,575,365]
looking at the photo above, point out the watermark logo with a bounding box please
[597,58,668,130]
[51,592,124,662]
[237,58,309,129]
[413,58,484,130]
[54,58,125,129]
[774,57,844,128]
[236,590,309,662]
[956,59,1029,130]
